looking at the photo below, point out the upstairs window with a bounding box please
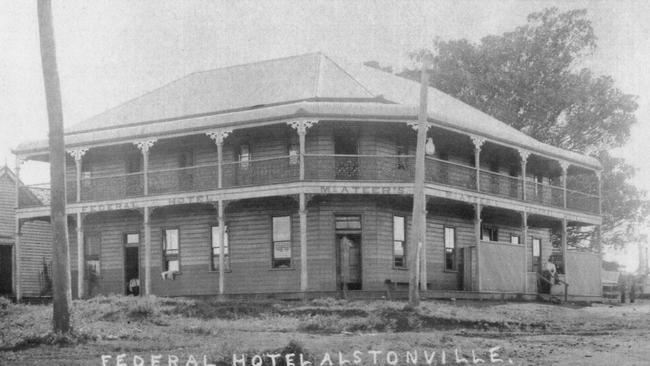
[288,142,299,165]
[393,216,406,268]
[444,227,457,271]
[211,225,230,271]
[239,144,250,169]
[396,143,408,170]
[510,234,521,245]
[162,228,180,272]
[272,216,291,268]
[126,153,142,173]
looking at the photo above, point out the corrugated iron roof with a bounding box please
[15,52,601,169]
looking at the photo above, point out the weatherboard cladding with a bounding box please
[14,53,600,170]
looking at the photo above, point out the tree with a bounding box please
[396,7,647,250]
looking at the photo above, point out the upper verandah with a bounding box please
[13,52,600,171]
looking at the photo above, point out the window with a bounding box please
[162,228,180,272]
[393,216,406,268]
[126,153,142,173]
[397,143,407,170]
[125,233,139,245]
[85,232,101,277]
[481,225,498,242]
[178,150,194,190]
[211,225,230,271]
[289,142,299,165]
[272,216,291,268]
[532,238,541,272]
[335,216,362,230]
[510,234,521,245]
[239,144,250,169]
[444,226,456,271]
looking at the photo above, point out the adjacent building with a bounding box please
[13,53,603,300]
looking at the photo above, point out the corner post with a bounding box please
[299,194,308,292]
[76,212,84,299]
[14,157,23,301]
[519,150,530,201]
[287,120,317,181]
[68,149,88,203]
[560,161,570,209]
[474,203,482,292]
[522,211,528,293]
[134,140,157,196]
[143,206,151,295]
[206,129,232,189]
[471,137,485,192]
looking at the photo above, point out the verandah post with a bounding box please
[472,137,485,192]
[143,206,151,295]
[76,212,84,298]
[218,200,225,296]
[475,203,482,292]
[560,161,569,209]
[522,211,528,293]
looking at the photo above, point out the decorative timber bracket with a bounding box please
[67,148,89,162]
[206,129,233,145]
[134,139,157,154]
[470,136,486,151]
[287,120,318,135]
[518,149,531,165]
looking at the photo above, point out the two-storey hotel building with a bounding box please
[12,53,603,300]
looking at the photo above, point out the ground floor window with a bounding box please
[211,225,230,271]
[162,228,180,272]
[444,226,456,271]
[481,225,498,242]
[84,232,101,277]
[393,215,406,268]
[272,216,291,268]
[510,234,521,244]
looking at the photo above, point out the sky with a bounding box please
[1,0,648,270]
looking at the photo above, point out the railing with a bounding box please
[15,154,600,215]
[425,157,476,189]
[79,172,144,202]
[304,154,415,182]
[525,181,564,208]
[149,164,219,194]
[222,155,300,188]
[479,170,523,200]
[567,189,599,213]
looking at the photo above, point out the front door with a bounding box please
[337,234,362,290]
[125,246,140,296]
[0,245,12,295]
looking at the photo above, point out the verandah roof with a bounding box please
[14,52,601,170]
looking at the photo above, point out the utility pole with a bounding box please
[408,57,431,307]
[37,0,73,333]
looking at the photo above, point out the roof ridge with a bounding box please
[320,54,376,97]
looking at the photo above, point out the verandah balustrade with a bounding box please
[17,153,600,214]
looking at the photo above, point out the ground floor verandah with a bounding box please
[14,194,602,301]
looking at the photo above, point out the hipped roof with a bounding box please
[14,52,601,169]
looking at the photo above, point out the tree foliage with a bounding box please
[394,7,646,249]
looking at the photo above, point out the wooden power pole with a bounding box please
[37,0,73,333]
[408,59,430,307]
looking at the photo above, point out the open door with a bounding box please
[124,233,140,296]
[337,234,362,290]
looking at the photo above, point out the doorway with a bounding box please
[124,233,140,296]
[335,215,362,291]
[0,245,12,295]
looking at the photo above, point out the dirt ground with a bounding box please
[1,296,649,366]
